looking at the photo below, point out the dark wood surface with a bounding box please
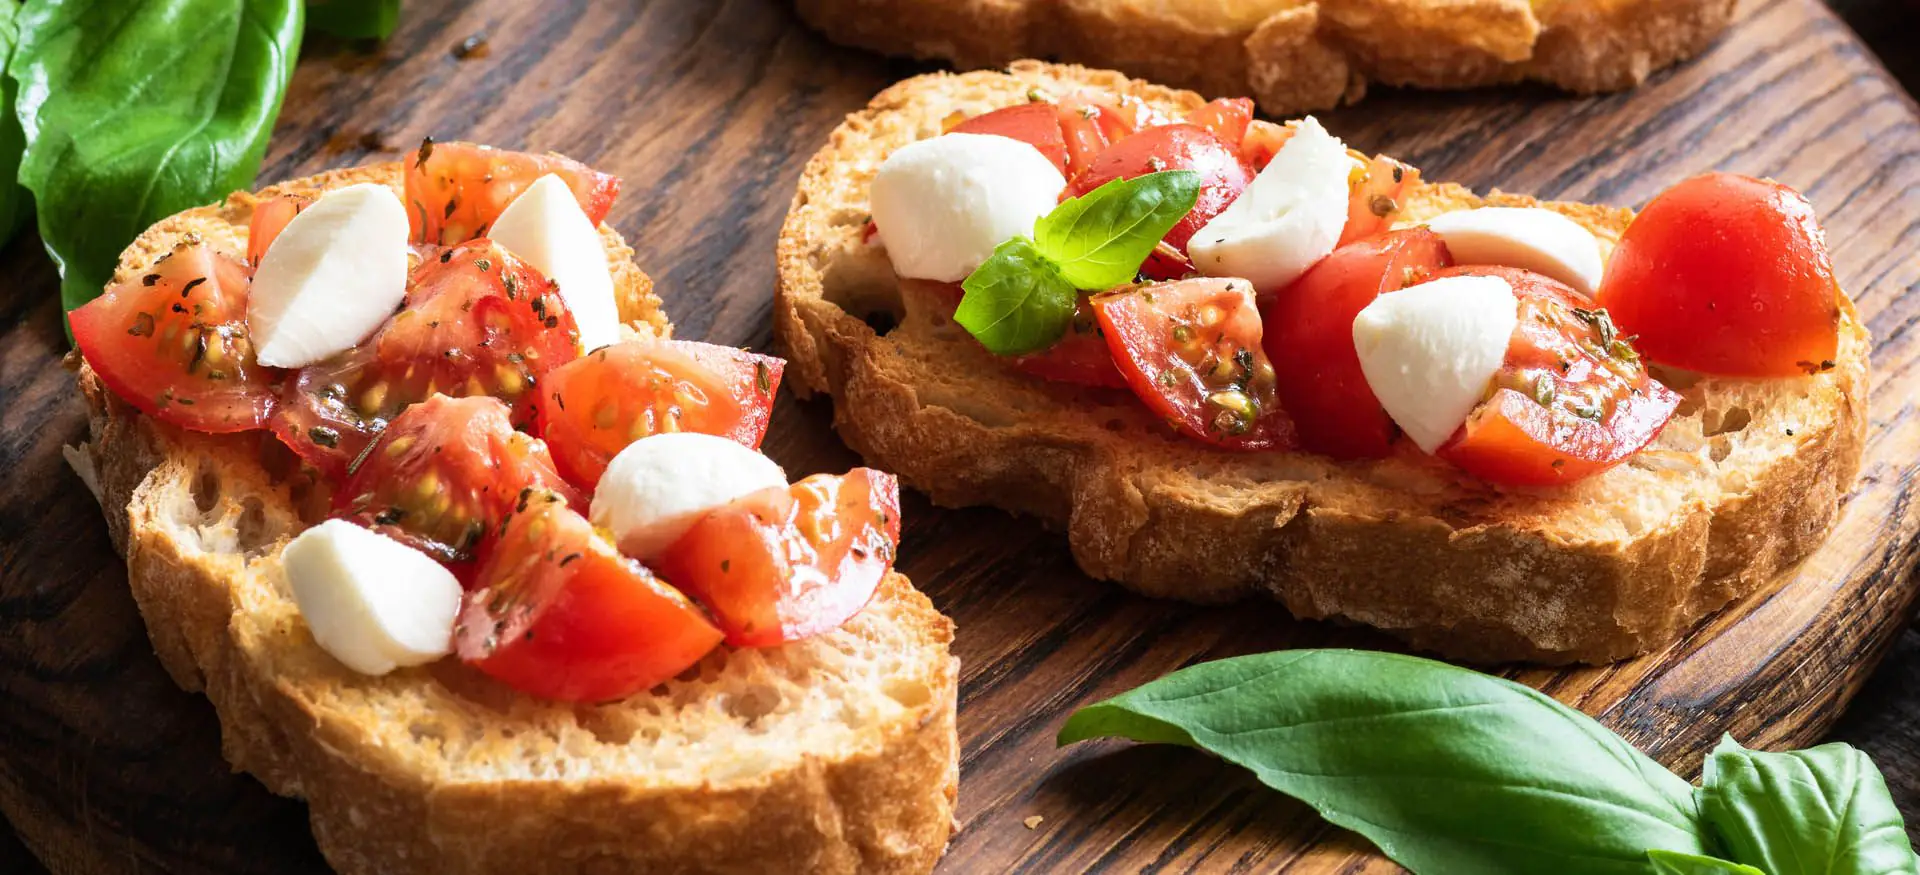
[3,0,1920,872]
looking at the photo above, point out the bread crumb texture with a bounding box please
[793,0,1739,115]
[773,61,1869,665]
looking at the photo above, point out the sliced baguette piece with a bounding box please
[793,0,1737,117]
[774,61,1869,665]
[75,162,959,874]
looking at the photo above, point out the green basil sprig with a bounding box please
[11,0,304,312]
[1060,649,1919,875]
[1700,737,1920,874]
[954,170,1197,356]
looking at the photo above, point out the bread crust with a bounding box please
[793,0,1737,116]
[773,61,1870,665]
[77,163,959,873]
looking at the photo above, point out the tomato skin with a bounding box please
[950,104,1072,177]
[1010,296,1127,388]
[1187,98,1254,150]
[1011,332,1127,388]
[1439,384,1680,486]
[247,195,310,267]
[405,141,621,245]
[1065,124,1252,280]
[1057,93,1151,178]
[655,469,900,648]
[333,394,581,564]
[1340,156,1418,247]
[916,280,1124,388]
[1264,228,1454,459]
[1240,119,1290,171]
[536,339,784,488]
[1596,172,1840,377]
[271,240,580,479]
[1431,266,1682,486]
[70,243,278,434]
[456,491,723,703]
[1092,277,1295,451]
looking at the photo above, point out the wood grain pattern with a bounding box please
[1,0,1918,872]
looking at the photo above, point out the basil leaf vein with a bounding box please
[11,0,304,313]
[1648,849,1768,874]
[1700,735,1920,875]
[1034,169,1199,290]
[1059,649,1712,875]
[954,236,1076,356]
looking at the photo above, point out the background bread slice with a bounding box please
[774,61,1869,665]
[75,163,959,874]
[792,0,1738,117]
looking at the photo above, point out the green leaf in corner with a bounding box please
[1647,850,1767,875]
[1699,736,1920,875]
[1033,169,1199,290]
[11,0,304,314]
[0,1,29,246]
[306,0,400,40]
[954,236,1077,356]
[1058,649,1712,875]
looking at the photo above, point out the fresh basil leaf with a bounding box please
[1699,736,1920,875]
[1059,649,1712,875]
[11,0,304,313]
[1648,850,1767,874]
[0,1,28,246]
[306,0,399,39]
[1033,170,1198,290]
[955,236,1077,356]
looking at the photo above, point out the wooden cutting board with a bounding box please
[1,0,1917,871]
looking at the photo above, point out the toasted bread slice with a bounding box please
[793,0,1737,116]
[774,61,1869,665]
[73,163,958,874]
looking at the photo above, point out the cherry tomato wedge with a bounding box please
[537,339,784,488]
[1241,119,1290,171]
[654,468,901,648]
[456,490,723,703]
[950,104,1072,177]
[1340,155,1419,247]
[1092,277,1294,451]
[1432,267,1681,486]
[247,194,309,267]
[1265,228,1454,459]
[914,280,1123,388]
[332,394,580,567]
[1011,326,1127,388]
[1596,172,1841,377]
[1187,98,1254,150]
[271,240,580,479]
[70,242,277,433]
[1065,124,1252,280]
[1058,93,1152,178]
[405,141,621,245]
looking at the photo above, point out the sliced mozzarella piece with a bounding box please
[1351,275,1519,454]
[283,519,462,676]
[491,173,622,351]
[869,132,1067,283]
[1187,116,1353,292]
[1424,207,1605,296]
[248,183,410,368]
[590,432,788,561]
